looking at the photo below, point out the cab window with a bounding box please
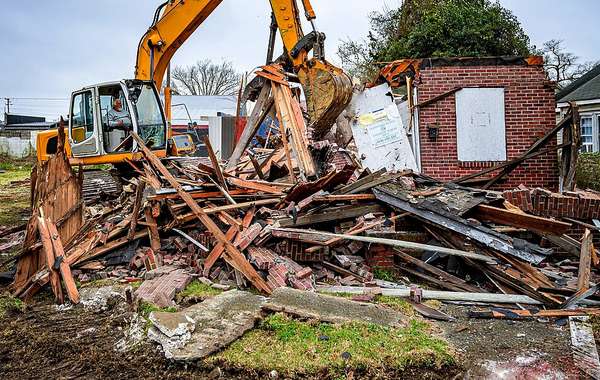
[71,91,94,143]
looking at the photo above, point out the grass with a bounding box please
[210,313,454,378]
[138,301,178,318]
[0,294,25,319]
[375,295,415,316]
[373,268,402,283]
[177,280,223,301]
[0,157,32,228]
[577,153,600,191]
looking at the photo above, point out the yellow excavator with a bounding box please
[36,0,352,166]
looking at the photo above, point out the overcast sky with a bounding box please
[1,0,599,118]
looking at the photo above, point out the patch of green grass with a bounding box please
[0,161,31,227]
[178,280,223,300]
[138,301,177,319]
[0,294,25,319]
[210,313,454,377]
[373,269,401,282]
[375,295,415,316]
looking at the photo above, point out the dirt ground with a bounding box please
[0,161,591,379]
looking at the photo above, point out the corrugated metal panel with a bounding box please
[456,88,506,162]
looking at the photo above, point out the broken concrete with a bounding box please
[263,287,405,327]
[148,290,266,361]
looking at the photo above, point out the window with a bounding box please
[71,91,94,143]
[455,88,506,161]
[581,117,594,153]
[129,84,166,149]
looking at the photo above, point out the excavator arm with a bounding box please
[135,0,351,139]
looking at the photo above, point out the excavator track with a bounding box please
[81,170,123,204]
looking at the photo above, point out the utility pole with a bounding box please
[4,98,10,114]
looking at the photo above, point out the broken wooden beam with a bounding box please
[131,132,271,294]
[474,204,571,235]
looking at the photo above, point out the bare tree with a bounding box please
[542,40,599,90]
[171,59,241,96]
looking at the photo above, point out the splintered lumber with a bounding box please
[46,218,79,304]
[271,80,316,178]
[578,229,594,292]
[474,204,571,235]
[227,82,273,170]
[304,213,408,253]
[128,180,146,240]
[227,177,284,195]
[373,187,548,265]
[393,249,481,292]
[37,214,63,303]
[277,204,384,227]
[176,198,282,224]
[469,308,600,320]
[203,136,228,190]
[312,194,377,202]
[268,227,496,263]
[318,286,543,305]
[131,132,271,294]
[144,206,161,251]
[570,316,600,379]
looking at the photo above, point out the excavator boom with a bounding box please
[135,0,352,139]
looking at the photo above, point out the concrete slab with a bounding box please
[148,290,266,361]
[263,287,405,327]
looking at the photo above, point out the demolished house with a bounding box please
[1,57,600,375]
[377,56,560,190]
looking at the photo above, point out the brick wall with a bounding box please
[416,64,558,190]
[503,188,600,246]
[365,244,396,269]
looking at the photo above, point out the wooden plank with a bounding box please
[227,83,273,170]
[203,226,238,276]
[203,136,228,190]
[131,132,271,294]
[144,206,161,251]
[37,213,63,304]
[474,204,571,235]
[578,229,594,292]
[46,218,79,304]
[127,180,146,240]
[277,204,383,227]
[313,194,377,202]
[470,308,600,319]
[394,249,481,292]
[150,189,258,201]
[227,177,284,195]
[176,198,282,224]
[305,213,407,253]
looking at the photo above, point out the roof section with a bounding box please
[377,56,543,87]
[556,64,600,103]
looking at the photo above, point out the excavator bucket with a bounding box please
[298,59,353,140]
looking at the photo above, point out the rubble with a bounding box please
[148,290,265,360]
[2,66,599,377]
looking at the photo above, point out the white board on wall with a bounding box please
[455,88,506,162]
[347,83,418,172]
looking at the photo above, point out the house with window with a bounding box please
[556,64,600,153]
[389,56,558,190]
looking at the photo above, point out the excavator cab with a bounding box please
[37,80,170,164]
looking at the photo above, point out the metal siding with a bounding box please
[455,88,506,161]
